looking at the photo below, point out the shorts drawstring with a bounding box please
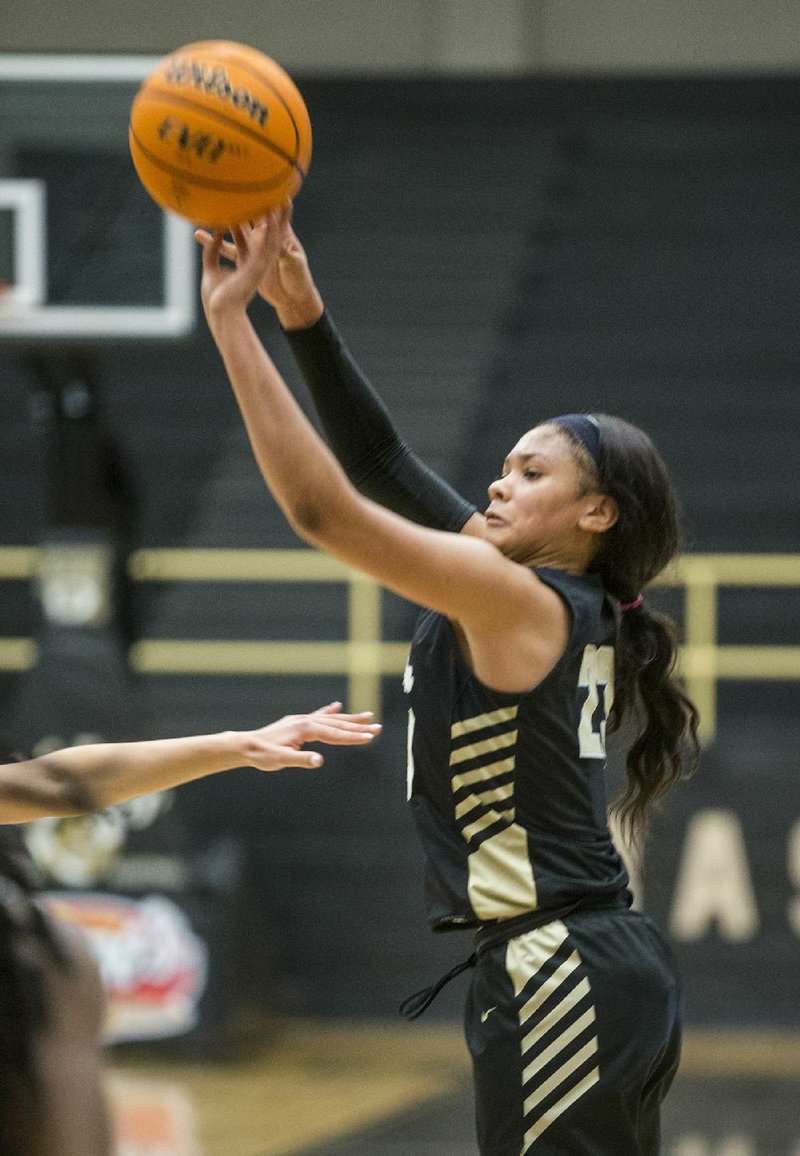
[399,894,631,1020]
[398,952,477,1020]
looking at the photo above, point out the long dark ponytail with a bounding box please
[560,415,700,843]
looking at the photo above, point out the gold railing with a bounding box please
[0,548,798,741]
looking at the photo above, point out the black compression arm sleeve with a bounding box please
[284,310,477,532]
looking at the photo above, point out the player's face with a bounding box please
[484,425,602,565]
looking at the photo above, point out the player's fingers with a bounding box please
[278,202,293,237]
[303,720,381,745]
[231,224,249,256]
[305,712,379,731]
[333,711,378,724]
[265,747,324,770]
[250,214,282,262]
[198,229,224,268]
[214,237,238,262]
[289,749,325,768]
[310,704,377,721]
[279,220,302,253]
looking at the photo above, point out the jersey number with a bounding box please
[578,644,615,758]
[406,707,416,800]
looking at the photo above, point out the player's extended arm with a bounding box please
[0,705,380,824]
[207,216,480,534]
[285,311,478,530]
[198,211,568,690]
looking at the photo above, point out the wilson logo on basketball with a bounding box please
[165,59,270,128]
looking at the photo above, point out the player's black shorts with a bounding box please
[464,907,681,1155]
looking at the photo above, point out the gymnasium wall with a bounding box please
[1,71,799,1031]
[3,0,800,74]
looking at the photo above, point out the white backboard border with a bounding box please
[0,55,196,340]
[0,179,46,309]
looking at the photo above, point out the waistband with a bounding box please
[474,891,631,957]
[399,891,630,1021]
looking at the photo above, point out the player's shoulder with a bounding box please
[534,566,605,603]
[533,567,613,649]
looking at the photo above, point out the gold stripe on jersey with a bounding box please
[454,781,514,821]
[450,705,519,739]
[462,806,515,844]
[506,922,600,1151]
[450,705,534,921]
[467,825,537,919]
[449,730,518,766]
[451,755,515,792]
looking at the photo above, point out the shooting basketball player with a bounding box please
[197,205,699,1155]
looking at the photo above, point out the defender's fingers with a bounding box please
[304,721,381,745]
[267,747,324,770]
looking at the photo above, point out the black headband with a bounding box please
[548,413,601,467]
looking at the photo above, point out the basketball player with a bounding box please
[196,207,699,1156]
[0,702,380,1155]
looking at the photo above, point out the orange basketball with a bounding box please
[129,41,312,227]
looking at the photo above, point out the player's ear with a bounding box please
[579,493,618,534]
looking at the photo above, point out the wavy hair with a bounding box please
[553,415,700,843]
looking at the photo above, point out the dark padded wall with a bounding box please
[1,75,798,1021]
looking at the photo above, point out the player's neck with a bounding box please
[517,537,595,575]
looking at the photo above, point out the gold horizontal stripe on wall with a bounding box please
[131,640,410,675]
[0,548,798,736]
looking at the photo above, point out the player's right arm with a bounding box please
[0,705,380,823]
[207,214,485,538]
[198,214,570,695]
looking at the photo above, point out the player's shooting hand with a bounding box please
[197,202,323,330]
[240,702,382,771]
[196,209,284,321]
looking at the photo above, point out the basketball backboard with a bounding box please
[0,56,195,340]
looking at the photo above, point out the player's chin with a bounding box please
[484,521,513,551]
[483,516,507,537]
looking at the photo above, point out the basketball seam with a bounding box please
[131,87,307,178]
[129,126,295,194]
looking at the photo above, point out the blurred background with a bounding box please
[1,2,799,1153]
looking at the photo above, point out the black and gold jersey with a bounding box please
[404,566,630,931]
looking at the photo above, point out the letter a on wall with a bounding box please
[669,809,759,942]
